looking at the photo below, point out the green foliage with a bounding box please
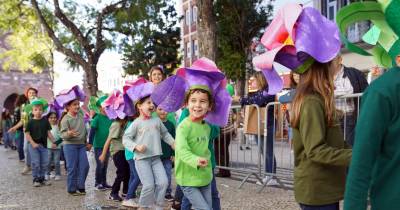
[215,0,273,81]
[120,0,181,77]
[0,0,52,72]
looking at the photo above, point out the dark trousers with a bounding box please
[111,150,130,195]
[94,148,109,186]
[299,202,339,210]
[214,133,231,176]
[16,132,25,161]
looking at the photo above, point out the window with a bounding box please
[194,40,199,56]
[192,6,198,24]
[186,43,191,58]
[327,0,337,21]
[185,9,190,26]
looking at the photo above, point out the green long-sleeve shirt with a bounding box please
[344,67,400,210]
[292,95,352,205]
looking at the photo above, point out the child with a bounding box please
[1,108,14,150]
[46,111,62,181]
[25,99,56,187]
[155,107,175,201]
[57,86,89,196]
[123,82,175,210]
[88,95,113,190]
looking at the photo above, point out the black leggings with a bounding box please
[111,150,130,195]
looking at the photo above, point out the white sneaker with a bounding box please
[54,175,61,181]
[21,166,31,175]
[266,178,279,186]
[122,199,139,208]
[45,175,50,180]
[50,172,56,179]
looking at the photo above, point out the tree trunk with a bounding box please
[83,64,99,96]
[197,0,217,60]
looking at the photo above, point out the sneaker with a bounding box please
[266,178,279,186]
[68,191,80,196]
[171,200,181,210]
[77,189,86,195]
[122,199,139,208]
[21,166,31,175]
[96,184,107,191]
[108,194,123,202]
[33,181,41,187]
[121,193,127,198]
[103,183,112,190]
[164,194,174,201]
[54,175,61,181]
[44,175,50,180]
[50,172,56,179]
[42,180,52,186]
[19,159,25,162]
[246,146,251,150]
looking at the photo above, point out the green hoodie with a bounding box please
[175,117,212,187]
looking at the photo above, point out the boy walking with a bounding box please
[25,99,56,187]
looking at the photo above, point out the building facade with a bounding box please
[181,0,199,67]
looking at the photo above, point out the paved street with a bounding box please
[0,146,299,210]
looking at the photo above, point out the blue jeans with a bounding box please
[94,148,109,186]
[299,202,339,210]
[257,127,277,174]
[48,149,61,176]
[181,175,221,210]
[29,144,48,181]
[63,144,89,192]
[2,130,12,148]
[181,184,212,210]
[127,159,141,199]
[135,157,168,208]
[24,135,31,166]
[15,132,25,161]
[340,114,355,147]
[162,158,173,196]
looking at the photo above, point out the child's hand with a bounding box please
[197,157,208,167]
[171,142,175,150]
[32,142,39,149]
[51,143,57,149]
[8,127,16,133]
[99,154,106,163]
[86,143,92,151]
[135,144,146,153]
[68,129,79,137]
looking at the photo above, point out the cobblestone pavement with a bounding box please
[0,146,299,210]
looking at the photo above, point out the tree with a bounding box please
[0,1,53,73]
[1,0,179,96]
[197,0,217,60]
[121,0,181,77]
[215,0,273,96]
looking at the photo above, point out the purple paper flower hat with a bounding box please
[102,89,132,120]
[55,85,86,108]
[42,102,64,119]
[125,82,155,114]
[252,3,341,94]
[151,57,232,126]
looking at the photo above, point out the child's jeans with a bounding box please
[15,131,25,161]
[94,148,109,186]
[48,148,61,176]
[63,144,89,192]
[24,135,31,167]
[111,151,130,196]
[29,144,48,181]
[181,184,212,210]
[181,175,221,210]
[126,159,141,200]
[161,158,173,196]
[135,157,168,209]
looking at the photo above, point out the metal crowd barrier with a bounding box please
[214,93,363,193]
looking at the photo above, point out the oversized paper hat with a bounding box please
[123,77,147,94]
[42,102,64,119]
[102,90,132,119]
[55,85,86,108]
[337,1,400,68]
[151,57,232,126]
[125,82,154,114]
[253,3,341,94]
[24,98,48,114]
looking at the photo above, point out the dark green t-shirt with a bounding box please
[91,113,112,148]
[26,118,51,146]
[161,120,175,159]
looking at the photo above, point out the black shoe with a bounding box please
[171,200,181,210]
[165,194,174,201]
[108,193,123,202]
[215,172,231,178]
[77,189,86,195]
[240,146,244,150]
[121,193,127,198]
[68,191,80,196]
[246,146,251,150]
[103,183,112,190]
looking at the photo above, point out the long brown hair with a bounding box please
[291,61,336,128]
[253,71,267,91]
